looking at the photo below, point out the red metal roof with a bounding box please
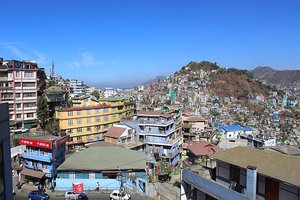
[105,127,126,139]
[61,105,110,111]
[184,116,207,122]
[187,141,222,156]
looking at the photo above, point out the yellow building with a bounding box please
[98,97,135,119]
[55,104,121,148]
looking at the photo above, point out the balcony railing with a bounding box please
[182,169,250,200]
[159,148,180,158]
[138,118,173,125]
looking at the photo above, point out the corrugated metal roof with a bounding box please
[212,146,300,187]
[57,147,146,171]
[105,127,126,139]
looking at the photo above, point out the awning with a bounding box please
[20,168,46,179]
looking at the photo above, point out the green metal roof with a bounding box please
[99,96,130,101]
[57,147,147,171]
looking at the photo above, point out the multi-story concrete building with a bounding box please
[0,102,13,199]
[19,135,68,188]
[181,146,300,200]
[70,79,86,98]
[137,111,181,167]
[55,104,121,148]
[0,59,39,130]
[99,96,136,119]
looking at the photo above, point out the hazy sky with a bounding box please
[1,0,300,88]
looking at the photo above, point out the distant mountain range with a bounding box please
[141,76,166,85]
[252,67,300,87]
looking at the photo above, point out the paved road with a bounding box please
[14,189,151,200]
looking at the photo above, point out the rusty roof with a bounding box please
[105,127,126,139]
[187,141,221,156]
[212,146,300,187]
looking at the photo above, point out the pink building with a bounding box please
[0,59,40,130]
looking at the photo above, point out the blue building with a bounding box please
[19,135,68,188]
[137,111,181,167]
[56,146,148,195]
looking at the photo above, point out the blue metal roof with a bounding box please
[242,126,253,131]
[222,125,243,132]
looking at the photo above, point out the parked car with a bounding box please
[78,192,88,200]
[65,191,79,199]
[109,190,131,200]
[28,190,50,200]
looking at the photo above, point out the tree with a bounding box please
[37,94,48,129]
[91,90,100,99]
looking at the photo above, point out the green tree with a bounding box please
[37,94,48,129]
[91,90,100,99]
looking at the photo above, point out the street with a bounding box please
[14,190,151,200]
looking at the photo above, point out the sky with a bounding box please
[1,0,300,88]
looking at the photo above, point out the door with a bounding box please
[265,178,279,200]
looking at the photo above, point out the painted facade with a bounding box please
[0,59,40,130]
[55,105,121,147]
[19,135,68,188]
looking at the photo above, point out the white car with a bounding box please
[109,190,131,200]
[65,191,79,199]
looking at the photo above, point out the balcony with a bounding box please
[138,118,173,126]
[23,152,52,163]
[182,168,250,200]
[159,148,180,158]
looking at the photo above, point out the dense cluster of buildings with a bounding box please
[1,58,300,199]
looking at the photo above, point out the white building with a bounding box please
[70,79,86,97]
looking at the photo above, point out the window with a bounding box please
[95,117,100,123]
[104,125,108,130]
[104,116,109,121]
[22,83,35,87]
[68,111,73,116]
[89,173,95,179]
[86,127,91,131]
[86,135,91,140]
[95,125,100,130]
[15,82,21,87]
[27,113,34,118]
[68,120,73,126]
[24,71,34,77]
[41,151,48,156]
[23,92,36,97]
[69,172,75,179]
[77,128,82,133]
[95,109,100,114]
[15,71,20,78]
[15,93,21,98]
[16,104,21,109]
[68,129,73,134]
[112,115,117,120]
[86,118,92,124]
[16,114,22,119]
[76,137,82,141]
[77,110,82,116]
[86,110,91,115]
[104,108,109,113]
[77,119,82,125]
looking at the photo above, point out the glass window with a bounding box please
[95,109,100,114]
[77,119,82,125]
[95,117,100,123]
[68,111,73,116]
[86,110,91,115]
[87,127,91,131]
[77,111,82,116]
[86,118,92,124]
[77,128,82,133]
[104,108,109,113]
[68,120,73,126]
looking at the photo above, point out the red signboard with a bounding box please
[73,182,84,193]
[19,138,52,149]
[55,135,69,147]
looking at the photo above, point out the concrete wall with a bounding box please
[0,103,13,200]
